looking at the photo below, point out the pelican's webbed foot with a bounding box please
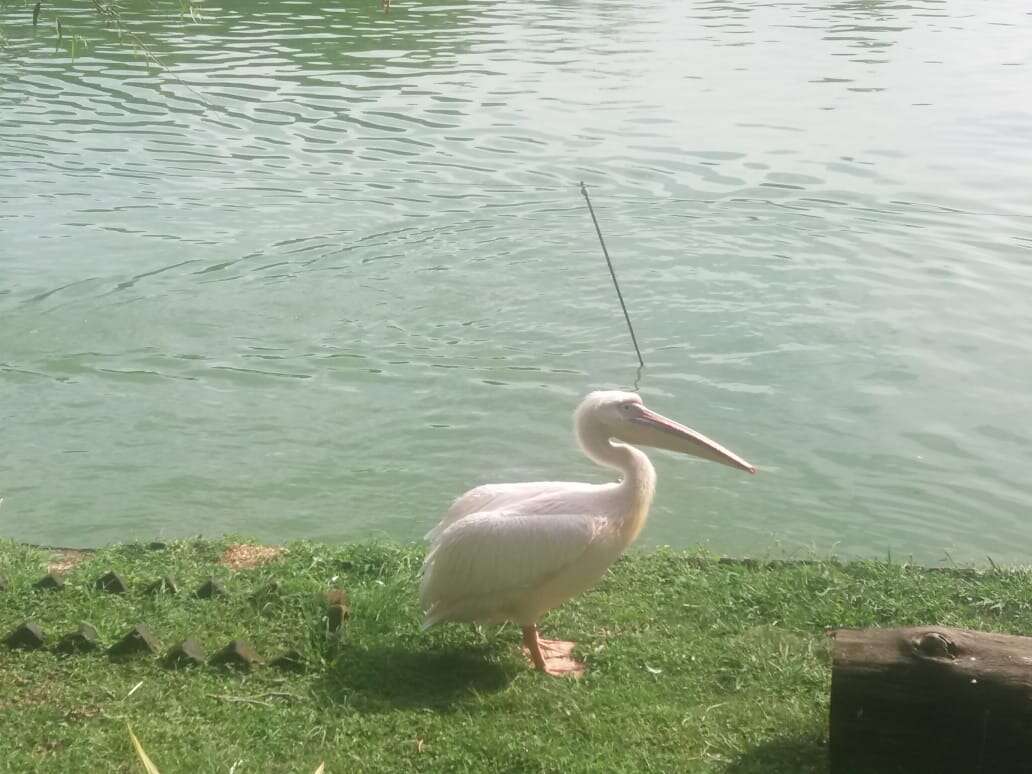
[521,625,585,678]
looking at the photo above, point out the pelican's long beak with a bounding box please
[628,407,756,474]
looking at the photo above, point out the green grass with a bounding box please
[1,539,1031,773]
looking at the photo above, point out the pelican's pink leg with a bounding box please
[522,625,548,671]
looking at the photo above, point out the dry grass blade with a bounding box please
[314,764,325,774]
[127,725,161,774]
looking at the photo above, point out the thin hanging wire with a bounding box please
[579,181,645,370]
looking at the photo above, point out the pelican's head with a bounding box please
[576,390,756,474]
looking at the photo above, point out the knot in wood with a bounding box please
[915,631,956,659]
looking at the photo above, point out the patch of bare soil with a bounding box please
[47,550,89,574]
[219,543,286,571]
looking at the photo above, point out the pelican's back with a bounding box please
[425,480,606,542]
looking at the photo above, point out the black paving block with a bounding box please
[195,578,227,599]
[269,649,307,673]
[108,624,160,657]
[33,573,64,590]
[145,575,179,595]
[55,623,101,654]
[5,621,45,651]
[164,638,206,668]
[209,639,260,670]
[95,571,129,594]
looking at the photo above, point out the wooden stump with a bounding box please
[829,626,1032,774]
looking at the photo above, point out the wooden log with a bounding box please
[829,626,1032,774]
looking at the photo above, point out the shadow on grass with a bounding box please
[313,643,517,712]
[726,735,828,774]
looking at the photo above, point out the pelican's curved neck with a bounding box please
[575,413,657,541]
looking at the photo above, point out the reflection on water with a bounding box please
[1,0,1030,562]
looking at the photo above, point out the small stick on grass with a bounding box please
[207,694,275,707]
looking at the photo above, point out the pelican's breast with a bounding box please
[515,523,627,622]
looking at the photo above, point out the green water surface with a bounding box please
[1,0,1030,561]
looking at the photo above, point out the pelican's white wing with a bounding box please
[420,510,602,627]
[426,481,607,541]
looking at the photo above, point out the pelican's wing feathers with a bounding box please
[426,481,605,541]
[420,509,602,627]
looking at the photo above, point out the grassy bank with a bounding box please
[1,539,1030,773]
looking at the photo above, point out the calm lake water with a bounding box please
[1,0,1030,562]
